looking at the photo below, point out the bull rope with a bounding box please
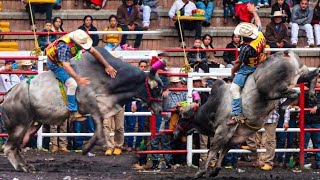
[58,81,68,106]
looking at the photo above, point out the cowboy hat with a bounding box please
[170,76,181,83]
[67,29,93,50]
[193,76,202,81]
[271,11,287,17]
[234,22,259,39]
[20,60,33,66]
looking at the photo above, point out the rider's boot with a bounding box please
[67,95,81,121]
[227,98,244,125]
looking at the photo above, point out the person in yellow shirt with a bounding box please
[103,15,123,52]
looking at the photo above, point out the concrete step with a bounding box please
[1,10,160,31]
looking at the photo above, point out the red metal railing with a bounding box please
[299,83,320,166]
[0,56,39,60]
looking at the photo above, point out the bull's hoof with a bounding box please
[194,170,206,179]
[209,167,221,177]
[17,163,36,172]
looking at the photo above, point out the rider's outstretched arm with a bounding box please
[247,3,261,27]
[89,47,117,78]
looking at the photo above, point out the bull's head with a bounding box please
[139,59,166,115]
[173,103,199,140]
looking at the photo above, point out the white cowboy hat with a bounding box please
[67,29,93,50]
[20,60,33,66]
[271,11,287,17]
[234,22,259,39]
[193,76,202,81]
[169,76,181,83]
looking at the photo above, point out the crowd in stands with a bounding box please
[1,0,320,173]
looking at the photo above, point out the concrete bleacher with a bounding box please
[0,0,319,67]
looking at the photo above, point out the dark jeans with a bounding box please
[268,42,291,54]
[73,116,95,150]
[124,102,147,148]
[304,123,320,165]
[120,25,143,48]
[25,3,53,25]
[174,20,202,42]
[191,62,209,73]
[276,118,296,163]
[223,144,240,166]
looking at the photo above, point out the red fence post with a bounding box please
[150,114,156,139]
[299,83,305,166]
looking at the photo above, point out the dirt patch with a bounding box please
[1,149,320,180]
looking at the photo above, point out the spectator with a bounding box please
[312,0,320,47]
[195,0,214,27]
[117,0,143,49]
[38,21,56,51]
[53,0,62,10]
[257,0,270,8]
[276,100,299,168]
[22,0,53,31]
[50,121,70,153]
[223,34,241,68]
[124,60,148,152]
[271,0,292,24]
[78,15,99,47]
[265,11,291,50]
[19,60,33,81]
[51,17,64,39]
[303,79,320,169]
[103,107,125,156]
[103,15,123,52]
[291,0,314,47]
[247,98,290,170]
[201,34,220,68]
[223,0,237,24]
[136,0,160,30]
[73,116,95,151]
[188,38,209,73]
[168,0,202,48]
[0,60,20,92]
[75,0,103,9]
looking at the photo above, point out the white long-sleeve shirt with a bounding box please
[168,0,197,19]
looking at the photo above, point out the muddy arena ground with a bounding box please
[1,148,320,180]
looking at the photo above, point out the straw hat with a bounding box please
[170,76,181,83]
[20,60,33,66]
[67,29,93,50]
[234,22,259,39]
[271,11,286,17]
[193,76,202,81]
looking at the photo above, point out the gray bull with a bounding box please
[1,47,165,172]
[173,51,319,178]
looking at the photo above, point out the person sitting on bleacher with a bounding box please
[195,0,214,27]
[223,34,241,68]
[187,38,209,73]
[291,0,314,48]
[168,0,202,48]
[201,34,220,68]
[117,0,144,49]
[51,17,64,39]
[103,15,123,52]
[78,15,100,47]
[312,0,320,47]
[22,0,53,31]
[265,11,291,51]
[135,0,160,30]
[38,21,57,51]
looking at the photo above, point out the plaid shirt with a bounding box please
[57,42,72,63]
[265,98,290,124]
[238,44,256,63]
[167,91,187,109]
